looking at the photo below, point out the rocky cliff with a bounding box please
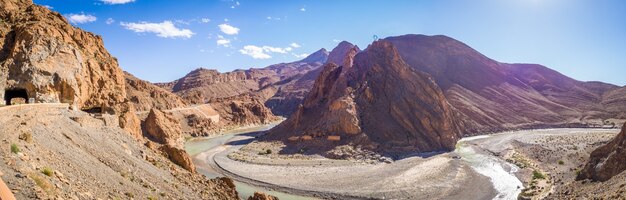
[267,40,462,154]
[577,123,626,181]
[0,0,141,138]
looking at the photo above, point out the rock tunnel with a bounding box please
[4,88,29,105]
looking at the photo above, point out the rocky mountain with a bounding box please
[0,0,141,138]
[124,72,187,111]
[0,1,239,199]
[385,34,623,134]
[577,123,626,181]
[264,43,357,116]
[267,40,462,154]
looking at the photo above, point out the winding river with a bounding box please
[186,123,525,200]
[185,123,318,200]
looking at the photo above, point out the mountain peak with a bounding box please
[327,41,360,65]
[299,48,329,64]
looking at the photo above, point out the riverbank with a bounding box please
[461,129,618,199]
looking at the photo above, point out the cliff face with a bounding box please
[268,41,462,154]
[578,123,626,181]
[0,0,140,137]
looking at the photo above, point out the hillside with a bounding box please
[385,34,623,134]
[0,104,237,199]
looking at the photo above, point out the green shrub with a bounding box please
[266,149,272,154]
[532,170,546,180]
[41,167,53,177]
[10,144,20,154]
[558,160,564,165]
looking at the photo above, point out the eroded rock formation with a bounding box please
[577,123,626,181]
[0,0,140,138]
[268,40,462,154]
[143,108,195,172]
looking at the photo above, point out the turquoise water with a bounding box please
[185,123,318,200]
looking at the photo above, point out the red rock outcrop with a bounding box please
[142,108,195,172]
[268,40,462,154]
[577,123,626,181]
[124,72,187,111]
[210,93,280,126]
[0,0,141,138]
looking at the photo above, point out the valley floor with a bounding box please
[190,126,620,200]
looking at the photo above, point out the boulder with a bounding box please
[247,192,278,200]
[143,108,181,145]
[577,123,626,181]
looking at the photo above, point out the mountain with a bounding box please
[264,43,357,116]
[0,0,142,137]
[0,0,238,199]
[385,34,622,134]
[124,72,188,111]
[158,68,258,104]
[267,40,462,155]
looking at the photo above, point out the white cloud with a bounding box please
[333,39,341,43]
[101,0,134,4]
[218,24,239,35]
[293,53,309,58]
[239,44,297,59]
[239,45,271,59]
[216,35,231,47]
[201,18,211,23]
[42,5,53,9]
[105,18,115,25]
[217,39,231,47]
[290,43,301,48]
[262,46,291,54]
[224,18,229,22]
[66,14,97,24]
[121,21,194,38]
[300,7,306,11]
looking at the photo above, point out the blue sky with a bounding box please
[33,0,626,86]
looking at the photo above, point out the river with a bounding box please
[456,136,524,199]
[187,123,527,200]
[185,123,318,200]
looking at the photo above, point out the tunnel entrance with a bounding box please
[4,89,28,106]
[82,107,103,114]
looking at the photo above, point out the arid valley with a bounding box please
[1,0,626,200]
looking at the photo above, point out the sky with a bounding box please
[33,0,626,86]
